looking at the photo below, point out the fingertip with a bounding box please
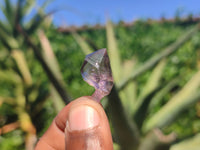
[67,105,100,131]
[64,96,113,150]
[54,96,102,132]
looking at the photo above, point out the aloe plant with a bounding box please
[73,20,200,150]
[38,30,66,112]
[1,1,200,149]
[0,0,66,149]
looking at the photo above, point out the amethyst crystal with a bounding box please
[81,48,113,102]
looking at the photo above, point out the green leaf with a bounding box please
[0,97,15,105]
[0,26,19,49]
[13,0,24,34]
[133,59,166,115]
[2,0,13,25]
[40,0,55,10]
[0,70,21,84]
[12,50,33,86]
[25,11,51,34]
[22,0,35,16]
[50,85,65,113]
[120,58,137,115]
[72,32,93,55]
[170,133,200,150]
[106,20,122,84]
[148,78,179,110]
[31,88,50,116]
[143,70,200,133]
[38,30,65,111]
[0,20,10,35]
[38,30,63,80]
[25,13,44,34]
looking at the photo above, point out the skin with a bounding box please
[35,96,113,150]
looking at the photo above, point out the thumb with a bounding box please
[65,96,113,150]
[35,96,113,150]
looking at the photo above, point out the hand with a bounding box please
[35,96,113,150]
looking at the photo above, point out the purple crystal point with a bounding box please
[81,48,113,102]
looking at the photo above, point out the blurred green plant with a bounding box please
[0,0,200,149]
[0,0,67,149]
[73,20,200,150]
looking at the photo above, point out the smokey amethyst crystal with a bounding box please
[81,48,113,102]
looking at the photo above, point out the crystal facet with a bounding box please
[81,48,113,102]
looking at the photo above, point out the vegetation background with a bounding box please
[0,0,200,150]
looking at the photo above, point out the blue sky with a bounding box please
[46,0,200,26]
[1,0,200,27]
